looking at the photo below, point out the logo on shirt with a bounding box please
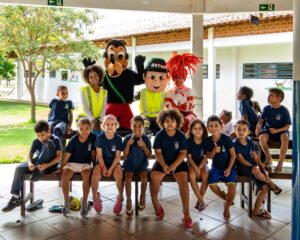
[65,104,69,109]
[200,150,204,156]
[221,146,226,152]
[112,145,116,152]
[174,142,179,149]
[275,114,282,121]
[88,143,92,151]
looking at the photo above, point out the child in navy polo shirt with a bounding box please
[48,85,74,141]
[234,120,282,219]
[236,86,258,135]
[122,116,151,216]
[60,118,96,217]
[91,114,123,215]
[204,115,236,221]
[187,119,209,212]
[255,88,291,172]
[150,109,193,228]
[2,120,62,212]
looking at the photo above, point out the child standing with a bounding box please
[187,119,209,212]
[48,85,74,141]
[255,88,291,172]
[204,115,236,221]
[60,118,96,217]
[234,120,282,218]
[236,86,258,135]
[150,109,193,228]
[122,116,151,216]
[2,120,62,212]
[91,115,123,215]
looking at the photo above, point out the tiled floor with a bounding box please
[0,164,291,240]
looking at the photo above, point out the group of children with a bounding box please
[2,82,291,228]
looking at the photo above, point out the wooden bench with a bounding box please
[21,172,253,218]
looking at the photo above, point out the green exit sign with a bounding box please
[48,0,63,6]
[259,4,275,11]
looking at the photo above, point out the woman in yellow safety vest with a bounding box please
[79,65,107,135]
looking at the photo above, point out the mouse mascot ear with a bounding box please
[82,57,96,68]
[165,53,203,134]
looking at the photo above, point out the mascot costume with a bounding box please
[165,53,202,133]
[83,39,145,132]
[139,58,169,135]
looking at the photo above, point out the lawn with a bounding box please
[0,100,49,163]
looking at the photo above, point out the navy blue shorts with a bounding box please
[260,129,289,142]
[208,167,237,185]
[237,165,266,189]
[151,161,188,174]
[123,160,149,173]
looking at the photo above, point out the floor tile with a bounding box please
[134,221,196,240]
[202,223,266,240]
[65,221,129,240]
[230,213,287,237]
[0,221,61,240]
[269,224,291,240]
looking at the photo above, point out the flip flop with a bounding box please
[264,161,272,169]
[138,203,146,211]
[126,207,133,216]
[254,209,271,219]
[274,166,283,173]
[198,202,208,212]
[181,216,193,228]
[271,185,282,195]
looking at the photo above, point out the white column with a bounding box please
[131,36,137,71]
[191,13,204,119]
[208,27,216,114]
[44,63,50,103]
[16,59,22,100]
[231,47,239,120]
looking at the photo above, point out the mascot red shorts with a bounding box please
[106,103,133,129]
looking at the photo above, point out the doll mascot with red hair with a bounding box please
[165,53,202,133]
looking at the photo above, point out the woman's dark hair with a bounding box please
[82,65,104,86]
[239,86,254,106]
[157,109,184,129]
[186,119,208,139]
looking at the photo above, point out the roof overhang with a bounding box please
[0,0,293,13]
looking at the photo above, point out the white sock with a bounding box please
[12,194,19,199]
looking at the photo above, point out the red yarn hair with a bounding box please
[166,53,202,81]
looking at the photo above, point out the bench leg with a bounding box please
[267,189,271,212]
[248,179,253,218]
[21,179,25,217]
[240,182,245,209]
[30,181,34,204]
[135,179,139,216]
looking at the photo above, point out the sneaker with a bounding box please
[80,199,89,217]
[2,196,21,212]
[29,168,42,182]
[182,216,193,228]
[93,192,103,213]
[62,196,74,216]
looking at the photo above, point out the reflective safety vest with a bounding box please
[139,88,165,118]
[79,85,107,120]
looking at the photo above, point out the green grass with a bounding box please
[0,100,49,164]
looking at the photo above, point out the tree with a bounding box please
[0,52,16,86]
[0,6,100,122]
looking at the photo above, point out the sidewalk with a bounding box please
[0,164,291,240]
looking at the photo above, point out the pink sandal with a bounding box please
[93,192,103,213]
[182,216,193,228]
[155,203,164,220]
[113,195,123,215]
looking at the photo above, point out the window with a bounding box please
[243,63,292,79]
[203,64,220,79]
[61,71,68,81]
[50,70,56,78]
